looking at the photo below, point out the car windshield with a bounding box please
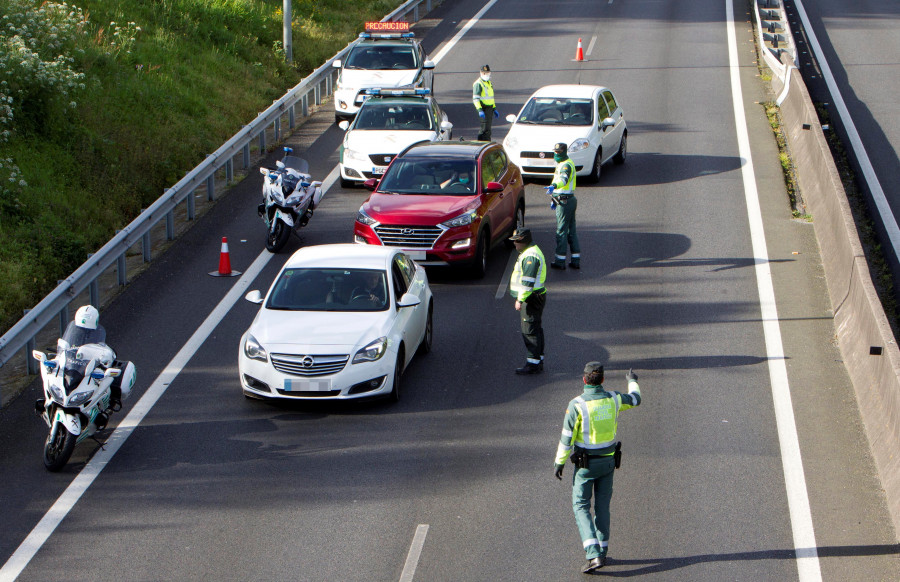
[516,97,593,125]
[355,102,433,131]
[379,159,477,195]
[345,45,417,70]
[266,268,389,312]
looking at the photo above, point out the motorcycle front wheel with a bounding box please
[43,426,77,472]
[266,220,292,253]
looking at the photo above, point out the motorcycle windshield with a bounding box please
[63,348,88,393]
[62,322,107,347]
[281,156,309,175]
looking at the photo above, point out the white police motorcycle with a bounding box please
[258,147,324,253]
[32,306,136,471]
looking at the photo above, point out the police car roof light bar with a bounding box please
[363,88,431,96]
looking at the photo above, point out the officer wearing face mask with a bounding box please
[473,64,499,141]
[545,142,580,270]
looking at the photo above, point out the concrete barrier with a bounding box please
[778,61,900,537]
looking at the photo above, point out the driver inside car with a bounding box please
[350,272,386,306]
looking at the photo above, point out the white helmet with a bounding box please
[74,305,100,330]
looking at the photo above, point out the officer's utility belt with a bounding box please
[552,193,574,204]
[571,442,622,470]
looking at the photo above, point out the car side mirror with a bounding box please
[601,117,615,129]
[397,292,421,309]
[484,181,503,193]
[332,60,342,69]
[423,60,435,70]
[245,290,264,304]
[338,120,350,131]
[363,178,379,191]
[505,114,517,123]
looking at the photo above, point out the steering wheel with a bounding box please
[350,293,372,302]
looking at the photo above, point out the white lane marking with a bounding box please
[0,251,275,582]
[791,0,900,261]
[398,524,429,582]
[321,164,339,194]
[726,1,822,581]
[586,35,598,57]
[496,250,517,299]
[429,0,500,65]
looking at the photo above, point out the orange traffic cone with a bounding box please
[574,38,584,62]
[209,236,242,277]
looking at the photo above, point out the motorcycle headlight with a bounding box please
[356,208,378,227]
[48,384,64,403]
[568,138,591,154]
[244,334,268,363]
[68,390,93,406]
[441,210,477,229]
[353,337,388,364]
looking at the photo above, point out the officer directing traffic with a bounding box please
[473,64,499,141]
[554,363,641,573]
[545,142,580,270]
[508,228,546,374]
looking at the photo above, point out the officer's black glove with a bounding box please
[554,464,564,480]
[626,368,637,382]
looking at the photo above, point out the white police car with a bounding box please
[503,84,627,183]
[338,88,453,188]
[332,22,435,123]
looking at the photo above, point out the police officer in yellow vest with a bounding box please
[544,142,580,269]
[554,363,641,573]
[473,64,498,141]
[508,228,546,375]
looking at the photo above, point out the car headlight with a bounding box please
[344,148,369,163]
[441,210,477,229]
[569,138,591,154]
[504,135,519,150]
[68,390,93,406]
[353,337,388,364]
[244,334,268,363]
[357,208,378,227]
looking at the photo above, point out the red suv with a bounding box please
[354,141,525,277]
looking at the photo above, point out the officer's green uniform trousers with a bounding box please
[572,455,615,560]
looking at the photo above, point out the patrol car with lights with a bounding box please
[338,88,453,188]
[332,22,435,123]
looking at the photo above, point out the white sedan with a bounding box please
[503,84,627,182]
[239,244,433,402]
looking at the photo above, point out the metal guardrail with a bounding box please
[0,0,436,374]
[752,0,797,105]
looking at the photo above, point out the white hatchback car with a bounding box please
[239,244,433,402]
[503,84,627,182]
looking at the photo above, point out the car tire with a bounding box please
[418,302,433,355]
[505,200,525,249]
[471,230,489,278]
[587,147,603,183]
[389,352,403,402]
[614,132,627,165]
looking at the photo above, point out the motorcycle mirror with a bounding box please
[105,368,122,378]
[32,350,46,362]
[276,161,285,169]
[259,167,268,175]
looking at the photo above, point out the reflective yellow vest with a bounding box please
[472,78,495,109]
[554,384,641,465]
[552,158,576,194]
[509,245,546,301]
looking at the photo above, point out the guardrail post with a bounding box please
[141,209,152,263]
[226,158,233,183]
[325,75,332,96]
[89,270,99,308]
[243,143,251,169]
[302,93,309,118]
[187,188,195,220]
[206,173,215,202]
[315,82,321,106]
[57,294,68,337]
[24,309,37,375]
[259,130,266,153]
[413,5,419,20]
[166,194,175,240]
[116,230,127,285]
[275,116,281,142]
[427,0,432,12]
[289,104,296,129]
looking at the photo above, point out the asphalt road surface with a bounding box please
[1,0,899,580]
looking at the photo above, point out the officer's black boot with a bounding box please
[515,362,543,375]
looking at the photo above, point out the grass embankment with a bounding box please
[0,0,400,332]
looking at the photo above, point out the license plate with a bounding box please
[356,94,369,104]
[405,250,426,260]
[372,166,386,175]
[283,378,332,392]
[530,157,556,166]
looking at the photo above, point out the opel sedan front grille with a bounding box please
[374,225,443,248]
[271,353,349,377]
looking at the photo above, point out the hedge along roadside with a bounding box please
[0,0,440,403]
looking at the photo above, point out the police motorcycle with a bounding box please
[32,305,136,472]
[258,147,324,253]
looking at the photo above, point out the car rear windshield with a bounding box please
[345,45,417,70]
[379,159,477,195]
[516,97,593,125]
[355,103,432,131]
[267,268,388,312]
